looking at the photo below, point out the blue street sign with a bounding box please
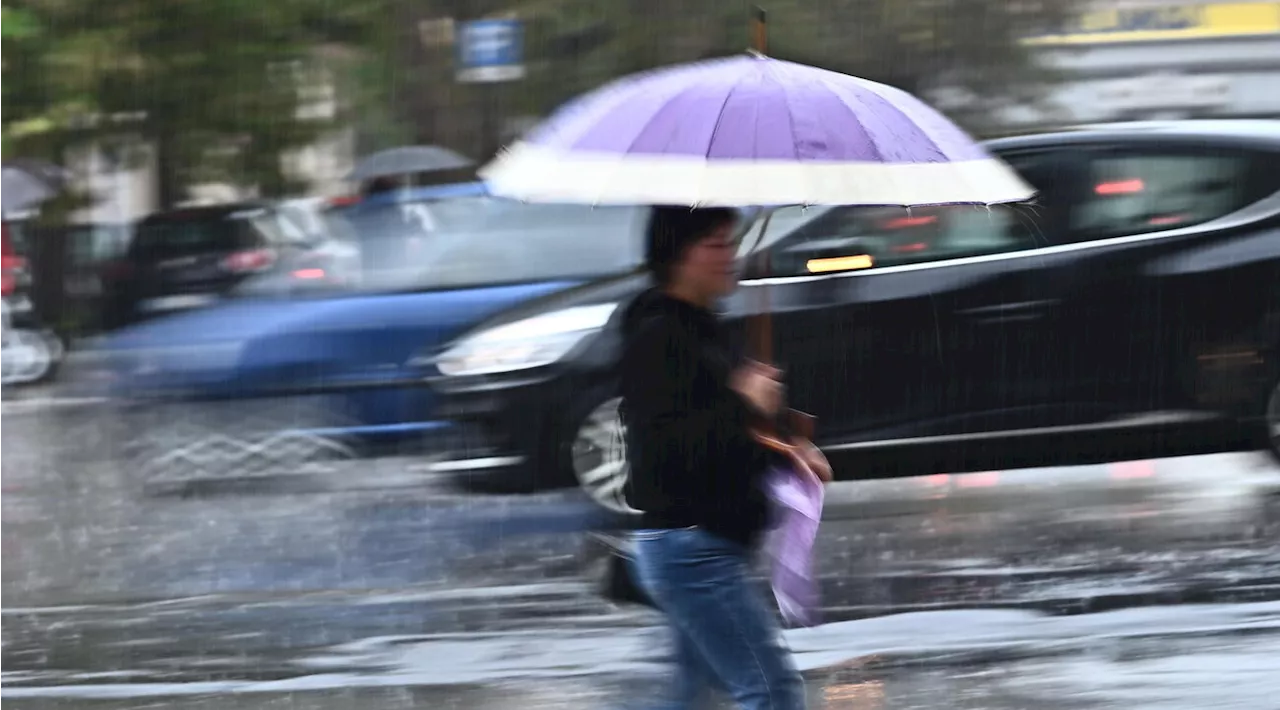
[456,19,525,83]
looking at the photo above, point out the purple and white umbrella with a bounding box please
[481,53,1034,207]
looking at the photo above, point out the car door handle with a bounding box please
[955,299,1059,325]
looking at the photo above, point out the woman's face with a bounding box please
[675,220,740,299]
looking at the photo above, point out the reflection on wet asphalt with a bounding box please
[4,406,1280,708]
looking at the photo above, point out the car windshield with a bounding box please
[326,197,647,292]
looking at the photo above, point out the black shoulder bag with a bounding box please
[595,532,657,609]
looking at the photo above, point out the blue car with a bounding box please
[87,184,650,492]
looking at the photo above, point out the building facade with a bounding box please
[1003,0,1280,126]
[69,59,356,225]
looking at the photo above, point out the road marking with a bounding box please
[0,396,107,413]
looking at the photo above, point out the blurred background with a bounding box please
[0,0,1274,331]
[6,0,1280,346]
[4,1,1280,708]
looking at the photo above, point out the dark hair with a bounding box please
[363,177,399,196]
[644,206,738,285]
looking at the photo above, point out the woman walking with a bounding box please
[620,206,831,710]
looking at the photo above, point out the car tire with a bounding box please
[565,391,639,515]
[1,328,57,385]
[1265,373,1280,466]
[31,329,63,384]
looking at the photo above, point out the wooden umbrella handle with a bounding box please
[747,234,774,364]
[748,314,773,365]
[751,7,768,55]
[751,409,816,462]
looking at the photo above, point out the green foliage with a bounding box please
[2,0,350,206]
[1,6,41,38]
[2,4,60,157]
[3,0,1082,206]
[501,0,1079,135]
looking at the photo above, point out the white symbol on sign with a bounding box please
[457,21,524,83]
[465,25,514,65]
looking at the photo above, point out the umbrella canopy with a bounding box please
[5,158,69,188]
[481,54,1034,207]
[3,160,68,215]
[348,145,474,182]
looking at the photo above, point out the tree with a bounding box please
[3,0,355,208]
[387,0,1082,152]
[755,0,1078,133]
[2,4,75,158]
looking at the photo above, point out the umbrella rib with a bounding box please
[770,64,814,203]
[703,73,751,164]
[546,58,726,155]
[808,73,888,164]
[825,74,949,160]
[768,63,800,165]
[697,75,754,207]
[481,55,1031,207]
[603,68,742,207]
[840,77,1011,205]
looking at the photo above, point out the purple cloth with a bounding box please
[765,464,825,627]
[524,55,991,165]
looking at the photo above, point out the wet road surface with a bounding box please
[4,402,1280,708]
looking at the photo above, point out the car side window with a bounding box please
[746,201,1050,279]
[272,209,316,245]
[1069,151,1259,241]
[66,228,97,267]
[244,212,298,248]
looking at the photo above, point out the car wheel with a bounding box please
[1,328,55,385]
[31,329,63,383]
[569,396,639,514]
[1265,375,1280,465]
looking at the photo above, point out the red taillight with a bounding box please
[1095,179,1145,196]
[222,249,276,273]
[2,256,28,296]
[292,268,327,280]
[891,242,929,253]
[884,215,938,229]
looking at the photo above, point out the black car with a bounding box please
[425,121,1280,509]
[102,201,346,329]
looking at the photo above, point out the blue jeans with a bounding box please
[630,527,806,710]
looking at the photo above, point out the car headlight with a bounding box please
[435,303,618,377]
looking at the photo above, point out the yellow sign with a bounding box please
[1024,2,1280,45]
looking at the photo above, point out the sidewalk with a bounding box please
[6,602,1280,709]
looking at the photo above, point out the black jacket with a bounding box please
[619,288,774,547]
